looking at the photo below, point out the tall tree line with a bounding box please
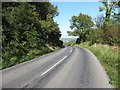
[2,2,63,68]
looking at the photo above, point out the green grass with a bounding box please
[74,44,119,88]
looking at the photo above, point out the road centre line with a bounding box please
[41,56,67,76]
[70,48,73,53]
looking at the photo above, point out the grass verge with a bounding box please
[74,44,119,88]
[2,45,60,69]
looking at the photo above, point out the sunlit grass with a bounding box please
[74,44,119,88]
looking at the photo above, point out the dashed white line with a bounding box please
[41,56,67,76]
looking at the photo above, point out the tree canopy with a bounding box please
[67,13,94,44]
[67,1,119,46]
[99,0,119,27]
[2,2,63,68]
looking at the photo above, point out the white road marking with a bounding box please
[70,48,73,53]
[41,56,67,76]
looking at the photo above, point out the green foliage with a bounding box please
[99,0,119,27]
[67,13,94,44]
[68,1,119,46]
[69,13,94,31]
[2,2,63,69]
[94,1,119,46]
[86,29,104,43]
[63,41,76,46]
[87,46,119,88]
[74,41,93,46]
[105,25,120,46]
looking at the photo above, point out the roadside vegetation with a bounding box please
[64,40,119,87]
[63,40,76,46]
[66,0,120,88]
[2,2,63,69]
[74,43,119,88]
[1,0,120,87]
[0,26,1,69]
[67,1,119,47]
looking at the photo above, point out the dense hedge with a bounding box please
[2,2,63,69]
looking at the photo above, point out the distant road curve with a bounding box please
[1,46,114,88]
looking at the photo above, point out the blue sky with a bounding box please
[51,2,104,38]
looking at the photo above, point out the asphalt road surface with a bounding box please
[1,47,114,88]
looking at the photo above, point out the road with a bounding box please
[1,47,114,88]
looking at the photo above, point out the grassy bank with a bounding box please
[2,45,60,69]
[74,44,119,88]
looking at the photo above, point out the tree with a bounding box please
[2,2,62,68]
[98,0,120,46]
[67,13,94,44]
[29,2,61,47]
[29,2,59,21]
[95,14,105,29]
[86,29,104,44]
[99,0,119,28]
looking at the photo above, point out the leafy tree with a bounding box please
[99,0,119,27]
[67,13,94,44]
[30,2,61,47]
[2,2,62,68]
[86,29,104,44]
[30,2,59,21]
[98,0,120,46]
[2,2,20,8]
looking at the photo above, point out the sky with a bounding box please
[50,2,104,38]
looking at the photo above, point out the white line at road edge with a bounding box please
[41,56,67,76]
